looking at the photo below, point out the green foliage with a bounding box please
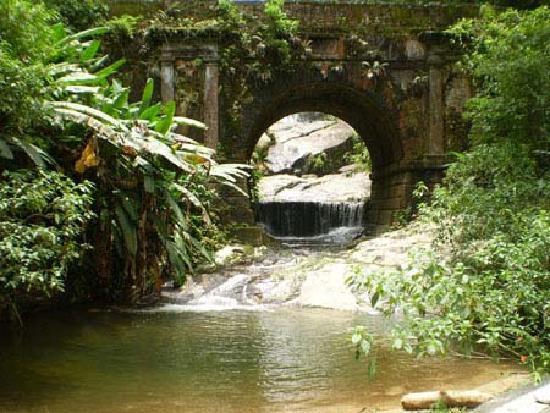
[305,152,327,172]
[0,0,56,62]
[0,0,248,312]
[54,71,248,290]
[343,133,372,173]
[351,145,549,375]
[449,6,550,150]
[350,6,550,377]
[351,325,374,358]
[392,181,429,228]
[43,0,109,32]
[252,145,269,166]
[218,0,244,25]
[264,0,298,35]
[0,171,95,305]
[350,325,377,378]
[0,0,53,139]
[104,15,139,38]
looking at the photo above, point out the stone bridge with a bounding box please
[114,0,478,232]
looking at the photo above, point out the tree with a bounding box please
[349,6,549,378]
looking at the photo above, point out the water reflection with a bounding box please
[0,308,522,413]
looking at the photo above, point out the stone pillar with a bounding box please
[420,31,453,157]
[428,65,445,155]
[160,57,175,103]
[203,63,220,150]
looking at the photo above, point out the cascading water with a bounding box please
[257,201,365,244]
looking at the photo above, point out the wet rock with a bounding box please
[252,246,268,261]
[263,118,355,175]
[261,278,295,303]
[213,245,251,266]
[259,172,371,203]
[294,263,359,310]
[162,222,437,312]
[339,164,358,175]
[535,385,550,404]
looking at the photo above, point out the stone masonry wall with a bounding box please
[107,0,477,230]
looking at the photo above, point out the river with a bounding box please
[0,280,524,412]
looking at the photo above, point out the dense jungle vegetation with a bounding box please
[0,0,248,321]
[350,5,550,377]
[0,0,548,379]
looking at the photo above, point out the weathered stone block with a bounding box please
[133,1,475,228]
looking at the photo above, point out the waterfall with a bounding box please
[257,201,365,238]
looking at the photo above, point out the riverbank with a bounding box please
[0,305,529,413]
[0,223,532,413]
[164,222,433,312]
[159,223,532,413]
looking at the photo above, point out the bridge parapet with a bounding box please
[112,0,479,36]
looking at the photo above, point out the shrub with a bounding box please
[351,143,549,376]
[349,6,550,378]
[0,171,95,316]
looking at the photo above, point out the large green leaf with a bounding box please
[52,107,120,144]
[94,59,126,79]
[140,78,154,114]
[81,40,101,62]
[50,101,128,131]
[115,205,137,257]
[164,190,185,225]
[60,27,110,44]
[173,116,207,130]
[209,164,252,196]
[52,23,67,43]
[154,101,176,136]
[49,63,85,76]
[113,90,129,110]
[174,235,193,272]
[56,72,99,85]
[172,183,203,208]
[139,138,192,172]
[189,234,213,263]
[64,86,101,94]
[165,240,192,275]
[10,138,54,169]
[140,103,161,122]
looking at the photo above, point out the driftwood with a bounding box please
[401,390,493,410]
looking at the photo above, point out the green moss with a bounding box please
[108,0,163,17]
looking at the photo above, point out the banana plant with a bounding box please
[0,23,124,167]
[54,32,249,285]
[3,20,250,289]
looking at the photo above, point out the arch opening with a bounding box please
[219,71,414,236]
[238,80,403,170]
[251,111,372,245]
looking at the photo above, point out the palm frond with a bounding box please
[10,137,55,168]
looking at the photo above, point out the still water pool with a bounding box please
[0,307,522,413]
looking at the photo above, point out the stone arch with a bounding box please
[220,69,412,231]
[233,70,403,171]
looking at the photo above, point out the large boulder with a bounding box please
[258,172,371,203]
[261,118,356,176]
